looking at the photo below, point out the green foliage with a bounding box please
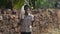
[0,0,57,9]
[0,0,6,8]
[13,0,24,9]
[0,0,24,9]
[29,0,57,9]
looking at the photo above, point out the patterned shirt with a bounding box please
[0,15,3,20]
[21,13,34,32]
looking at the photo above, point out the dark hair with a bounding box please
[24,5,30,10]
[12,11,16,15]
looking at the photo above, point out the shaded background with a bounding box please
[0,0,58,9]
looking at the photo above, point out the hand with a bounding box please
[30,25,32,28]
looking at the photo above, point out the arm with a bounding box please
[31,15,34,27]
[19,14,25,25]
[30,15,34,31]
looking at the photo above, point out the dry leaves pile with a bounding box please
[32,9,60,34]
[0,9,60,34]
[0,10,20,34]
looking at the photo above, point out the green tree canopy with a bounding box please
[29,0,57,9]
[0,0,24,9]
[0,0,57,9]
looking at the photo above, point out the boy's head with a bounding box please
[24,5,30,13]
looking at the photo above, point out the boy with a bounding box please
[20,5,34,34]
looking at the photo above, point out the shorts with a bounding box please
[21,32,31,34]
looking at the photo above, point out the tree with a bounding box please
[13,0,24,9]
[29,0,57,9]
[0,0,24,9]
